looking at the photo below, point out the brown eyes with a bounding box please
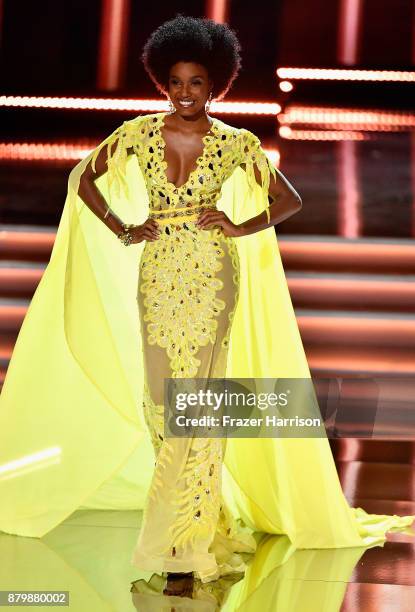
[170,80,203,86]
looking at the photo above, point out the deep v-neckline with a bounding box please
[155,113,217,191]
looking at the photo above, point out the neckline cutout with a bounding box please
[156,112,217,191]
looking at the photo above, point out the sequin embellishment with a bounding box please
[139,224,226,378]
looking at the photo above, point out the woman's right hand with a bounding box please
[129,218,161,243]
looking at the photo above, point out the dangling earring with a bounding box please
[205,91,213,113]
[167,97,175,114]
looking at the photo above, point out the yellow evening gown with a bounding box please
[0,112,414,585]
[131,113,254,581]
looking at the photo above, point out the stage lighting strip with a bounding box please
[0,141,280,165]
[0,96,280,115]
[277,67,415,82]
[279,106,415,131]
[279,128,371,141]
[0,142,98,161]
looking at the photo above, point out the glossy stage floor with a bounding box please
[0,103,415,610]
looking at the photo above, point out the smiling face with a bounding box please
[167,61,213,117]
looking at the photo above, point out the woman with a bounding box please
[0,14,413,603]
[79,15,301,597]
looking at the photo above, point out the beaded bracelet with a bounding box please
[117,223,139,246]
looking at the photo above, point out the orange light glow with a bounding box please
[97,0,131,90]
[299,314,415,346]
[205,0,230,23]
[337,0,364,65]
[0,141,280,164]
[0,142,96,161]
[279,239,415,273]
[279,126,370,141]
[276,67,415,82]
[306,345,415,375]
[0,96,280,115]
[279,106,415,132]
[337,140,361,238]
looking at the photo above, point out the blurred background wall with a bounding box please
[1,1,413,100]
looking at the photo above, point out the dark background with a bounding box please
[1,1,414,102]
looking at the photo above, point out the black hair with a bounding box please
[141,14,242,100]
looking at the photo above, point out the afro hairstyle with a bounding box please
[141,14,242,101]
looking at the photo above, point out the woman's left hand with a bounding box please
[195,209,244,237]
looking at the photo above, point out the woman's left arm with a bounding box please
[235,162,302,236]
[197,130,302,237]
[197,164,302,237]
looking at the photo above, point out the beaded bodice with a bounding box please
[137,113,240,222]
[93,112,276,224]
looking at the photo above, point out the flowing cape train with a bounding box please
[0,117,414,548]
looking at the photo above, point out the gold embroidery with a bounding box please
[154,114,217,191]
[167,437,223,550]
[139,222,227,378]
[127,113,274,565]
[90,116,146,199]
[142,379,165,454]
[221,235,240,350]
[142,380,174,508]
[90,112,276,226]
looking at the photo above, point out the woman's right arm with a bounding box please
[78,142,160,242]
[78,140,126,236]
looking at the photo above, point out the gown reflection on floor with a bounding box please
[131,571,245,610]
[1,509,409,611]
[130,532,367,611]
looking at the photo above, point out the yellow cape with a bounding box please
[1,116,414,548]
